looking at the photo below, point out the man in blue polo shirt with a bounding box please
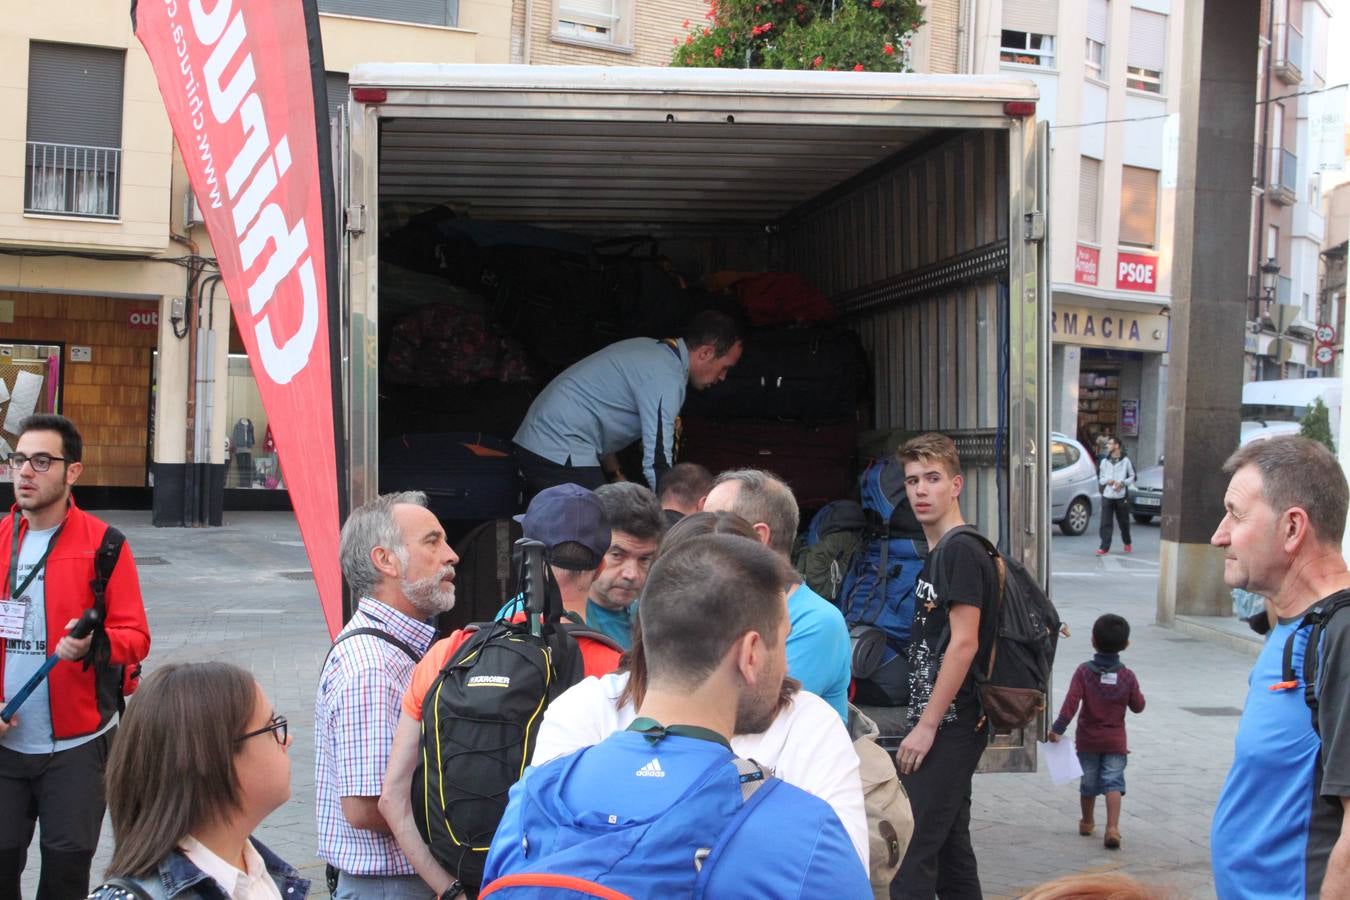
[703,469,852,722]
[1210,436,1350,898]
[481,534,869,897]
[513,310,742,496]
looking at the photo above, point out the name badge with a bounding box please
[1100,672,1118,685]
[0,600,28,641]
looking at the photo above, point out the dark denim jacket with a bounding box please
[89,838,310,900]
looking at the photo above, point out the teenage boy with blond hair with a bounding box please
[891,433,998,900]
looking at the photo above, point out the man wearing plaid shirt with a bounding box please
[316,491,459,899]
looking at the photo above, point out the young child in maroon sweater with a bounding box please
[1048,613,1146,850]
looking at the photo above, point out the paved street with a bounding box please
[22,507,1258,898]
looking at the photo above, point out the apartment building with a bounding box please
[1244,0,1335,384]
[910,0,1184,466]
[0,0,698,522]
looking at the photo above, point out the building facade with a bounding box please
[911,0,1185,467]
[1,0,699,522]
[1243,0,1335,384]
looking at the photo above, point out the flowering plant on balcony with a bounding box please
[671,0,922,72]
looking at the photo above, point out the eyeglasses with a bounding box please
[6,453,68,473]
[237,714,288,746]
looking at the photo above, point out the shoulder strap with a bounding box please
[91,526,125,611]
[693,772,783,895]
[324,626,420,669]
[1297,591,1350,735]
[90,877,153,900]
[930,526,1005,682]
[86,525,126,673]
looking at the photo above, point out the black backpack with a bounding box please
[411,541,621,888]
[1280,590,1350,736]
[937,526,1063,730]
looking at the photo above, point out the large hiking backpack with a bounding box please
[795,500,867,603]
[1279,589,1350,736]
[936,526,1063,730]
[478,743,778,899]
[836,457,927,706]
[412,542,622,888]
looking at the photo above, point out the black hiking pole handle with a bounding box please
[516,539,547,638]
[1,608,100,723]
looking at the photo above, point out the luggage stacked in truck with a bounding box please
[681,273,868,509]
[376,209,739,527]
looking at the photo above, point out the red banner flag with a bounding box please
[133,0,347,636]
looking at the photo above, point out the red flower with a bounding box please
[870,0,881,8]
[682,18,690,26]
[714,45,724,57]
[762,21,773,30]
[854,63,864,71]
[673,37,679,44]
[686,34,694,43]
[884,43,894,54]
[813,55,823,67]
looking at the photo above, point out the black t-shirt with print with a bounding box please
[906,528,999,727]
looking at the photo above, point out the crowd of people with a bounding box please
[0,406,1348,899]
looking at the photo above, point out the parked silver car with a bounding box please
[1051,432,1098,536]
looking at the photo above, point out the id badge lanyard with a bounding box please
[5,513,63,604]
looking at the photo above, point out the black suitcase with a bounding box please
[683,325,869,421]
[679,417,857,510]
[379,433,520,523]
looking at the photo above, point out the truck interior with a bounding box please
[345,66,1046,766]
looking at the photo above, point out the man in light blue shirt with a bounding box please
[703,469,853,722]
[513,310,742,496]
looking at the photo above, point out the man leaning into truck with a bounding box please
[512,309,742,497]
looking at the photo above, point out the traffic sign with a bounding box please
[1316,344,1336,365]
[1316,323,1336,344]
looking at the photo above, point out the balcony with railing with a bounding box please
[1269,147,1297,206]
[24,142,121,219]
[1274,21,1303,84]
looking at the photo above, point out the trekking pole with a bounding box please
[1,608,100,723]
[516,539,547,638]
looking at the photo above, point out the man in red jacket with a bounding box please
[0,414,151,899]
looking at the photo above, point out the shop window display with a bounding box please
[0,344,62,482]
[225,353,283,490]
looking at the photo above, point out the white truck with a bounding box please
[337,65,1051,770]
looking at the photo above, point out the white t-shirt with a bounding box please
[533,672,869,872]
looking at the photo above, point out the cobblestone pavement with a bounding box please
[21,509,1255,898]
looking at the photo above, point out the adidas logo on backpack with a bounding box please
[635,758,665,778]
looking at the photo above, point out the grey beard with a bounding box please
[403,574,455,617]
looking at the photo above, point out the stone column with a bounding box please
[1051,343,1081,435]
[1157,0,1259,623]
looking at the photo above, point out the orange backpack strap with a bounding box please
[480,873,632,900]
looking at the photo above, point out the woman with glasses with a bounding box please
[90,662,308,899]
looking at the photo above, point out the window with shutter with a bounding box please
[1127,9,1166,93]
[1079,157,1101,244]
[318,0,458,28]
[326,72,349,129]
[1119,166,1159,248]
[1001,30,1056,67]
[25,42,125,218]
[1085,0,1108,78]
[555,0,630,45]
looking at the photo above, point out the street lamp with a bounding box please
[1260,257,1285,378]
[1260,256,1281,306]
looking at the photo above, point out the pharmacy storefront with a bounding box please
[1050,298,1170,468]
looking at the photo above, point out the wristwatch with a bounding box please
[439,882,464,900]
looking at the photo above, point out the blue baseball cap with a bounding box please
[514,484,612,570]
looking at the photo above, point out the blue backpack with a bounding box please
[837,457,928,705]
[480,738,779,899]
